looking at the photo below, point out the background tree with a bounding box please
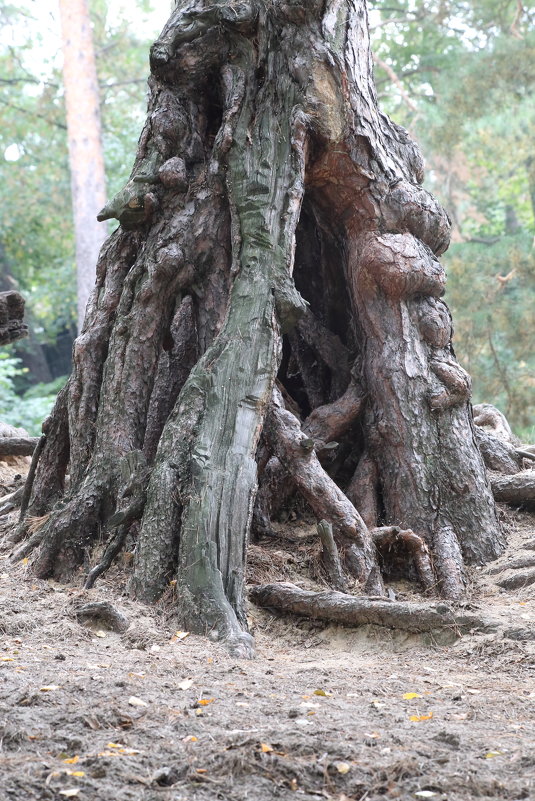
[58,0,108,331]
[371,0,535,438]
[12,0,502,656]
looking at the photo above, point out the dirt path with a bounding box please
[1,508,534,801]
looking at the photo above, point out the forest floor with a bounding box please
[0,502,534,801]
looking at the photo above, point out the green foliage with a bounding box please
[0,353,65,435]
[372,0,535,436]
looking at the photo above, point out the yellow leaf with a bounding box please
[409,712,433,722]
[22,558,29,565]
[313,689,332,697]
[485,751,503,759]
[183,735,197,742]
[197,698,214,706]
[334,761,350,774]
[403,693,421,700]
[260,743,273,753]
[40,685,60,692]
[0,657,14,662]
[63,756,79,765]
[107,742,124,749]
[67,771,85,778]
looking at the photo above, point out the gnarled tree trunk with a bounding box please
[15,0,503,655]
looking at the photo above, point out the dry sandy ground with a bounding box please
[0,507,534,801]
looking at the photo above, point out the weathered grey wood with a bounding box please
[318,520,347,592]
[250,582,495,635]
[0,437,39,456]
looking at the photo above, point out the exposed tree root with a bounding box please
[249,583,496,636]
[0,437,39,457]
[265,387,384,596]
[491,472,535,505]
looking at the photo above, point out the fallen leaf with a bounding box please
[485,751,503,758]
[63,756,79,765]
[40,685,60,692]
[260,743,273,753]
[94,630,107,638]
[175,631,190,641]
[183,735,197,742]
[334,761,350,774]
[0,657,14,662]
[197,698,214,706]
[313,689,332,697]
[107,743,124,749]
[66,771,85,778]
[403,692,422,700]
[129,672,145,678]
[409,712,433,722]
[59,791,80,798]
[128,696,148,707]
[22,558,29,565]
[196,768,207,773]
[178,678,193,691]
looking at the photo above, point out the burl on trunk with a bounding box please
[14,1,502,655]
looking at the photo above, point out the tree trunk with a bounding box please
[58,0,107,331]
[17,0,503,654]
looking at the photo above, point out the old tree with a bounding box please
[13,0,508,655]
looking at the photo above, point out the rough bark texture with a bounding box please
[59,0,107,329]
[249,583,495,635]
[17,0,504,652]
[490,472,535,505]
[0,437,39,457]
[0,290,27,345]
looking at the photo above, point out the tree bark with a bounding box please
[17,0,504,653]
[59,0,107,330]
[490,472,535,505]
[0,290,27,345]
[250,582,495,635]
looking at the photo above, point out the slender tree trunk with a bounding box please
[17,0,503,654]
[58,0,107,330]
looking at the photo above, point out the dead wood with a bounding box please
[249,583,495,635]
